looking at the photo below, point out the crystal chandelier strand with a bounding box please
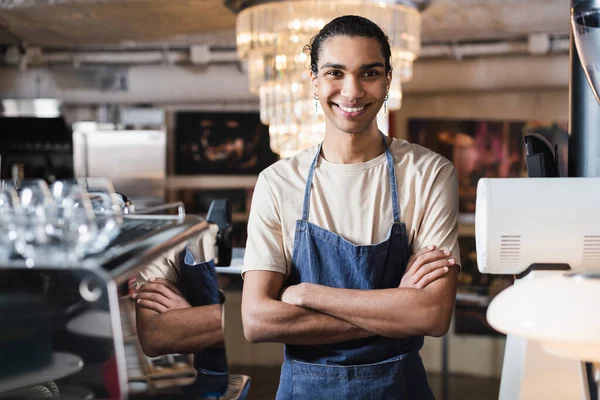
[237,1,420,62]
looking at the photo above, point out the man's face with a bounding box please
[311,35,391,136]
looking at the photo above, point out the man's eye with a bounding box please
[327,70,342,77]
[363,70,379,77]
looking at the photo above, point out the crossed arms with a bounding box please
[133,248,458,356]
[133,244,458,355]
[242,246,459,345]
[134,278,224,357]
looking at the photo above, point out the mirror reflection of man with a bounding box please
[134,224,235,396]
[133,226,238,399]
[134,226,224,358]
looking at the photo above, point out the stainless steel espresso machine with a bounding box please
[0,189,238,399]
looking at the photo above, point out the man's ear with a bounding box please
[310,70,318,92]
[386,70,392,94]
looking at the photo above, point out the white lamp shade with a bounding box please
[487,273,600,362]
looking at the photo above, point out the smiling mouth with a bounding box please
[333,103,369,116]
[339,105,365,113]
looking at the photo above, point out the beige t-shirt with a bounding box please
[135,224,219,287]
[243,138,460,277]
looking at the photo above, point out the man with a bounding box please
[134,224,234,399]
[134,225,224,358]
[241,15,460,399]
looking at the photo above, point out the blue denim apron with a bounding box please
[276,136,435,400]
[178,249,230,398]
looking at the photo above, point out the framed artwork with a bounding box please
[175,111,279,175]
[408,119,568,214]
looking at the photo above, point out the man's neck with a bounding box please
[321,125,388,164]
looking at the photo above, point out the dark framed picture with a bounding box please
[408,119,568,213]
[175,111,279,175]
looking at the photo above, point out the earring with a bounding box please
[314,93,319,114]
[384,92,389,115]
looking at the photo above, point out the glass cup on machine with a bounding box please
[49,180,99,262]
[12,179,59,265]
[1,178,125,265]
[0,182,22,263]
[78,178,123,254]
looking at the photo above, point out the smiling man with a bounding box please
[241,15,461,400]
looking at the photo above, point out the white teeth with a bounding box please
[339,105,365,113]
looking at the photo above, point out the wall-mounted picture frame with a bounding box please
[175,111,279,175]
[408,118,568,214]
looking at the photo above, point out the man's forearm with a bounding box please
[242,297,374,345]
[301,286,439,337]
[294,272,457,338]
[136,304,223,357]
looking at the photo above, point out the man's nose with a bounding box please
[340,77,364,100]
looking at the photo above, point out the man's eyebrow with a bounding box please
[361,62,385,69]
[319,62,385,70]
[320,63,344,70]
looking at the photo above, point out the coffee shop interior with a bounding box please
[1,1,595,399]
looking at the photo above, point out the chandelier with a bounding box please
[225,0,424,158]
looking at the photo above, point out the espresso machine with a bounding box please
[0,181,236,400]
[474,1,600,399]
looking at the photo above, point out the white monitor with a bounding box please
[475,178,600,275]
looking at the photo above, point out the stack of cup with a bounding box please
[0,178,124,267]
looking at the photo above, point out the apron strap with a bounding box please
[301,143,322,221]
[382,134,401,223]
[301,135,401,223]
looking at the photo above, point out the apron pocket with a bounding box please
[291,355,406,400]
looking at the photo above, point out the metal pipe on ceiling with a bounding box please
[1,36,571,68]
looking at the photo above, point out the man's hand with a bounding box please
[400,245,455,289]
[133,278,191,313]
[280,283,310,307]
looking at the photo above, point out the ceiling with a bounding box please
[0,0,237,48]
[422,0,569,42]
[0,0,570,49]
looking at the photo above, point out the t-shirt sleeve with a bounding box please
[135,224,219,287]
[135,243,182,287]
[413,162,461,268]
[242,172,287,277]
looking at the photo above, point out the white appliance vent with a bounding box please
[582,236,600,266]
[500,235,521,263]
